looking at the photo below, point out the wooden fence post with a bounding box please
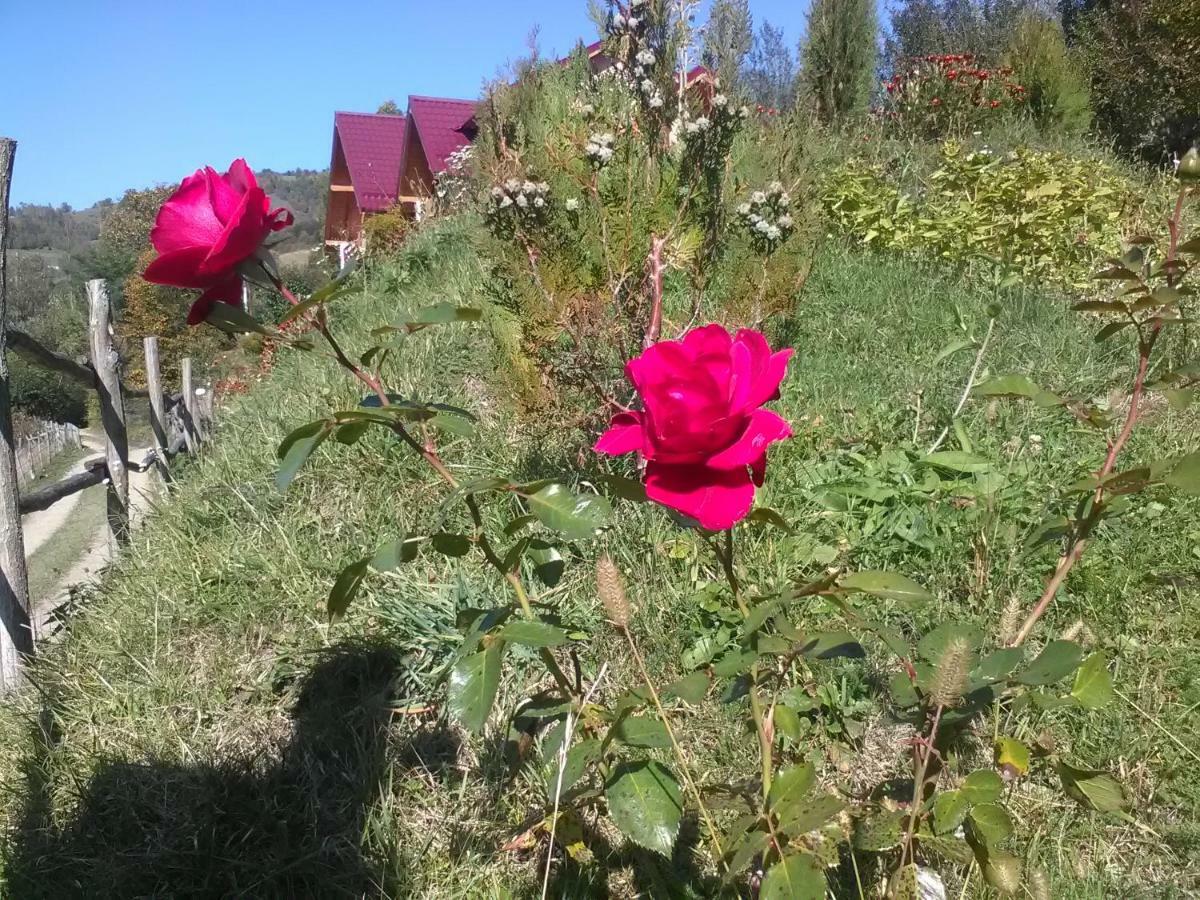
[87,279,130,545]
[180,357,198,453]
[0,137,33,686]
[143,336,171,483]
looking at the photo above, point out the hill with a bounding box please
[9,169,327,256]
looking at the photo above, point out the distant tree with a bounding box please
[742,21,797,111]
[701,0,753,94]
[885,0,1037,69]
[1002,11,1091,135]
[799,0,878,124]
[1072,0,1199,160]
[376,99,403,115]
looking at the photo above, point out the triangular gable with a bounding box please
[333,111,407,212]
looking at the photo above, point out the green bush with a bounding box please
[1002,13,1091,137]
[8,356,88,427]
[821,141,1168,288]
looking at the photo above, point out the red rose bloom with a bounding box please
[143,159,293,324]
[595,324,793,530]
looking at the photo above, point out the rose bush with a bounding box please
[142,159,292,323]
[595,324,793,529]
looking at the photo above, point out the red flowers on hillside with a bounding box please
[142,159,293,324]
[595,324,793,530]
[877,53,1026,137]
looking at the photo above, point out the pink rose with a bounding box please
[142,159,293,324]
[595,324,793,530]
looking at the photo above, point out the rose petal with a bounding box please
[743,348,794,411]
[681,323,733,357]
[224,158,257,194]
[143,245,218,289]
[201,187,270,277]
[706,409,792,470]
[206,166,246,226]
[268,207,294,232]
[149,169,224,253]
[594,411,645,456]
[729,329,770,409]
[644,461,756,530]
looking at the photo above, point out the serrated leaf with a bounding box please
[663,672,708,704]
[761,853,825,899]
[933,789,970,834]
[1095,320,1132,342]
[967,803,1013,846]
[797,631,864,659]
[840,571,934,603]
[498,620,570,647]
[1016,640,1083,685]
[205,301,273,335]
[605,761,682,855]
[1166,450,1200,495]
[548,738,601,794]
[526,484,611,540]
[611,715,672,749]
[769,763,815,816]
[429,411,475,437]
[448,644,502,733]
[327,557,369,620]
[974,647,1024,682]
[853,809,904,851]
[1056,760,1130,812]
[961,770,1003,804]
[1071,652,1113,709]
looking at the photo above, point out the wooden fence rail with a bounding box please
[0,134,219,685]
[15,422,81,486]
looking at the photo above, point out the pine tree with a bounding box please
[701,0,753,94]
[799,0,878,124]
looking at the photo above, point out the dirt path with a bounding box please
[28,431,162,639]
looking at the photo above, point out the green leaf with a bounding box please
[599,474,648,502]
[840,571,934,603]
[430,532,472,557]
[334,420,372,445]
[760,853,825,899]
[768,763,815,816]
[429,411,475,437]
[370,535,420,571]
[1166,450,1200,495]
[742,598,783,637]
[797,631,864,660]
[276,421,331,491]
[973,374,1063,407]
[853,809,904,851]
[974,647,1024,682]
[778,794,846,834]
[528,544,565,587]
[934,338,978,366]
[205,301,273,335]
[711,649,757,677]
[1071,652,1114,709]
[933,789,970,834]
[448,644,502,733]
[918,622,984,663]
[923,451,992,473]
[1015,640,1083,686]
[498,620,570,648]
[745,507,793,533]
[1095,320,1132,342]
[526,484,611,540]
[327,557,369,620]
[549,738,601,793]
[774,704,804,739]
[604,761,683,855]
[724,827,770,879]
[404,302,483,332]
[663,672,709,704]
[961,770,1003,804]
[611,715,672,749]
[967,803,1013,846]
[1056,760,1130,812]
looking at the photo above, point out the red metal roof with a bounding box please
[333,111,406,212]
[405,96,478,175]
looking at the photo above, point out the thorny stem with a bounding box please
[271,274,576,698]
[1010,186,1190,646]
[643,235,667,349]
[900,703,945,869]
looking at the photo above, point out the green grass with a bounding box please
[0,219,1197,898]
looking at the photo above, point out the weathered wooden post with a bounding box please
[0,137,33,686]
[143,336,171,482]
[87,279,130,545]
[180,357,198,453]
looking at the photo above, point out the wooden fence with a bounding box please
[15,422,82,486]
[0,137,215,688]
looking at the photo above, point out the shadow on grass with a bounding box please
[5,640,455,899]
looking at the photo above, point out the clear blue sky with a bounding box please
[2,0,813,208]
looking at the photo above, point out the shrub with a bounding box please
[8,356,88,426]
[361,206,410,260]
[822,141,1168,289]
[1001,12,1091,136]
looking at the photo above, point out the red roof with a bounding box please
[405,96,478,175]
[333,111,406,212]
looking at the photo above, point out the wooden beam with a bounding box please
[329,184,355,192]
[88,280,130,546]
[180,357,198,454]
[143,336,171,483]
[0,136,32,684]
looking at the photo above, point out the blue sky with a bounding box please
[2,0,813,208]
